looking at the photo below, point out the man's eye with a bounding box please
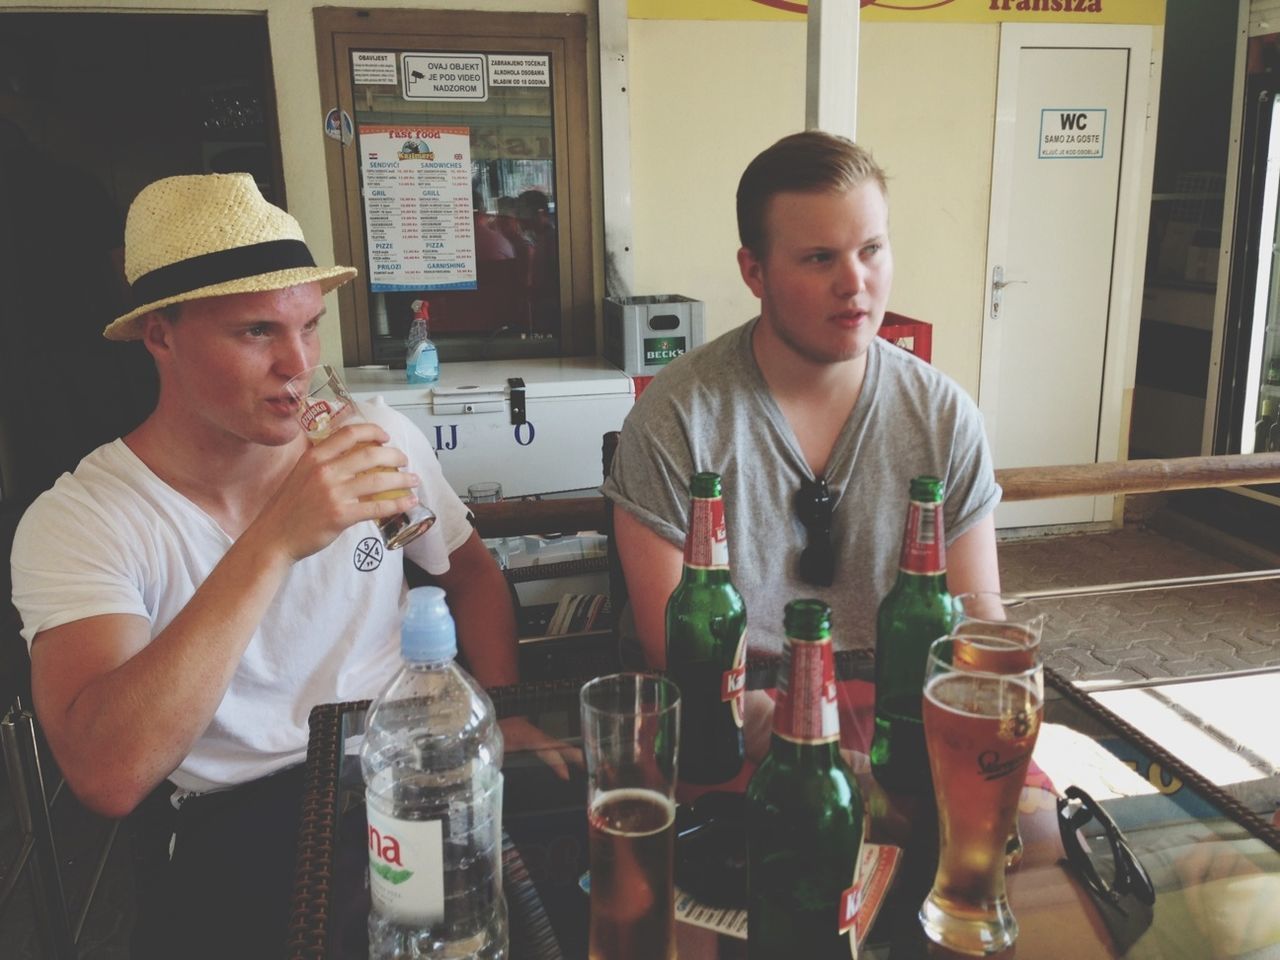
[807,251,832,264]
[862,243,883,258]
[246,325,269,338]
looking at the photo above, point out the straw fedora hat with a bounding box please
[104,173,356,341]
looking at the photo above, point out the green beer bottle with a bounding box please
[666,472,747,785]
[746,600,864,959]
[870,475,953,795]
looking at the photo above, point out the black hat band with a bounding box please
[131,239,317,308]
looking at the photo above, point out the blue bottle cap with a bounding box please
[401,586,457,662]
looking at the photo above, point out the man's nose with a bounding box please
[834,255,866,297]
[275,333,315,380]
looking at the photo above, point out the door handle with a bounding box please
[991,265,1028,319]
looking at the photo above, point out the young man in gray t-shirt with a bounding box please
[603,131,1002,747]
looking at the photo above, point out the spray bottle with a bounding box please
[405,299,439,384]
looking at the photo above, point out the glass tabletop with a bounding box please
[288,651,1280,960]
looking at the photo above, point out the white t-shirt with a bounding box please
[10,397,472,795]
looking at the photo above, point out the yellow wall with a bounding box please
[629,19,807,346]
[629,19,997,394]
[859,23,999,394]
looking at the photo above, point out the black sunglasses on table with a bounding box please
[1057,785,1156,950]
[794,477,835,587]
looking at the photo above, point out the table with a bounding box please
[287,651,1280,959]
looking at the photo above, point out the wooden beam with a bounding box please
[996,453,1280,501]
[467,454,1280,538]
[469,498,606,539]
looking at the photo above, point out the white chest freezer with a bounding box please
[343,357,635,498]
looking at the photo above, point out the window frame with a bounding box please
[314,8,595,364]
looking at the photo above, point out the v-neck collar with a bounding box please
[736,318,881,507]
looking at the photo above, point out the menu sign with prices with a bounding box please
[358,124,477,292]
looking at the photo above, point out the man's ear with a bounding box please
[737,246,765,300]
[139,310,174,361]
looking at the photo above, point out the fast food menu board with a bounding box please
[358,124,477,292]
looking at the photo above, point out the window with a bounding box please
[315,9,595,365]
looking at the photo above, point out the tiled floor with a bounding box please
[3,500,1279,959]
[999,514,1280,685]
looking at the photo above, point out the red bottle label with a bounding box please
[298,398,353,440]
[684,497,729,569]
[772,638,839,744]
[839,884,861,935]
[898,500,946,575]
[721,629,747,728]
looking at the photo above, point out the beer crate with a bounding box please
[878,312,932,363]
[603,295,706,376]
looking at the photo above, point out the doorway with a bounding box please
[0,11,282,508]
[980,24,1157,530]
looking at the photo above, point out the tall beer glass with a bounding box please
[580,673,680,960]
[951,593,1045,868]
[285,364,436,550]
[919,635,1043,955]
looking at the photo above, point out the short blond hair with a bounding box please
[736,131,888,253]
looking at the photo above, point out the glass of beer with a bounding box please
[919,634,1044,955]
[284,364,436,550]
[951,593,1046,868]
[579,673,680,960]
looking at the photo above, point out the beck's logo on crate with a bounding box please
[644,336,687,366]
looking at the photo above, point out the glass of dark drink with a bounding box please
[579,673,680,960]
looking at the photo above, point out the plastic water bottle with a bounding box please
[406,299,440,384]
[361,586,508,959]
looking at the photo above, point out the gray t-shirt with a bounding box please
[602,319,1001,654]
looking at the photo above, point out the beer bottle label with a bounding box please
[898,500,945,575]
[683,496,730,569]
[365,805,445,924]
[839,883,861,936]
[773,638,839,744]
[722,628,747,728]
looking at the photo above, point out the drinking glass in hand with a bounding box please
[951,593,1046,869]
[284,364,436,550]
[580,673,680,960]
[919,634,1044,956]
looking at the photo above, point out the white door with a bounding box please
[981,25,1157,529]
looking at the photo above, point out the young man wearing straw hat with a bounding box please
[9,173,572,957]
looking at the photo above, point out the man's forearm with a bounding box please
[438,534,519,688]
[43,528,295,815]
[452,586,519,688]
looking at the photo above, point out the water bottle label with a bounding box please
[366,806,445,924]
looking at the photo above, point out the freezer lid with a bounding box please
[343,356,635,404]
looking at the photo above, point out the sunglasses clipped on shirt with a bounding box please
[795,476,835,587]
[1057,785,1156,950]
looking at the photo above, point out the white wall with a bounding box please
[628,19,998,396]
